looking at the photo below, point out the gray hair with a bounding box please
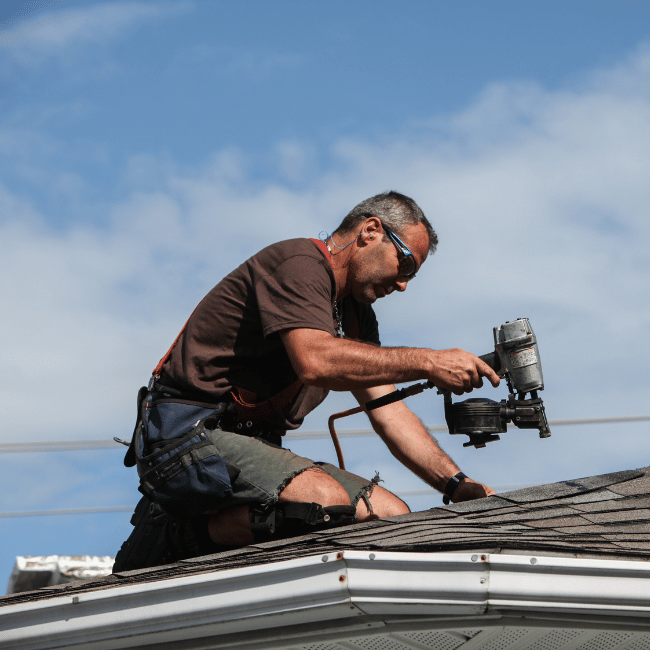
[333,191,438,254]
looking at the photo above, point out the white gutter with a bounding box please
[2,551,650,650]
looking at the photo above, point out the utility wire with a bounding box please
[0,506,135,519]
[0,486,537,519]
[1,415,648,454]
[0,416,646,518]
[0,439,121,454]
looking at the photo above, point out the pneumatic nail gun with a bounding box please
[445,318,551,448]
[364,318,551,449]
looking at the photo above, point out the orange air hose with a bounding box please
[327,405,365,470]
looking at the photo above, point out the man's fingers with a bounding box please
[477,359,500,387]
[467,366,484,389]
[430,349,500,393]
[452,479,496,503]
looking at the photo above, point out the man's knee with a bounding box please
[279,467,352,507]
[357,485,410,521]
[208,467,354,546]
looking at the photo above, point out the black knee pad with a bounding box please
[113,497,216,572]
[249,501,357,542]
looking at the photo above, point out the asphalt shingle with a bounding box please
[3,465,650,608]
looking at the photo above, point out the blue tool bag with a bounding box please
[124,386,238,520]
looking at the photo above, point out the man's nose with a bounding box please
[395,280,408,292]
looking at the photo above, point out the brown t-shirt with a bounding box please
[160,238,380,430]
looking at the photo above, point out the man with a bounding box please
[113,191,499,571]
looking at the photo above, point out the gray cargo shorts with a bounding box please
[203,427,380,514]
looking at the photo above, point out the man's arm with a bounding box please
[352,385,495,503]
[280,328,500,395]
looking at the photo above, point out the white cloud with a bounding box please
[0,1,192,66]
[314,63,650,350]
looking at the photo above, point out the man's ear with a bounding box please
[359,217,382,243]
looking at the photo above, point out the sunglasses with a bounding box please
[383,226,418,279]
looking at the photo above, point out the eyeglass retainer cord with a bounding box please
[319,230,365,251]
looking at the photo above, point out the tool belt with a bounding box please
[122,381,287,519]
[123,384,233,520]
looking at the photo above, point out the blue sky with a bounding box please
[1,0,649,591]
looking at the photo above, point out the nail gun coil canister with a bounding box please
[494,318,544,393]
[509,347,537,369]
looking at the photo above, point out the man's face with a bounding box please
[349,221,429,304]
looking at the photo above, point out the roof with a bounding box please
[3,465,650,605]
[2,466,650,649]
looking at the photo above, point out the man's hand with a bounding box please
[429,349,500,396]
[451,477,496,503]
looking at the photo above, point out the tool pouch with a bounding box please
[124,387,239,520]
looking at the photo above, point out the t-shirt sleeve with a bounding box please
[255,255,336,338]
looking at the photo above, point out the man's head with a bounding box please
[332,192,437,304]
[333,191,438,254]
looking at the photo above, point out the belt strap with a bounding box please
[231,381,302,424]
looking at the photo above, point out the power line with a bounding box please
[0,485,537,518]
[1,415,648,454]
[0,439,120,454]
[537,415,649,427]
[0,417,646,518]
[0,506,135,519]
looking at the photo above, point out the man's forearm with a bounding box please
[295,336,432,390]
[281,328,500,394]
[354,387,496,503]
[362,396,460,492]
[376,415,496,503]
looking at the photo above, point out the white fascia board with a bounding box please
[348,551,650,621]
[2,551,650,650]
[487,552,650,617]
[343,551,489,616]
[0,552,360,650]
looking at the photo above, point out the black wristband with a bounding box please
[442,472,467,505]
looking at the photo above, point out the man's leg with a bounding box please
[207,465,409,545]
[279,465,409,520]
[355,484,410,520]
[116,431,370,570]
[115,428,411,567]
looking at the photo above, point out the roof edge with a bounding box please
[3,551,650,650]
